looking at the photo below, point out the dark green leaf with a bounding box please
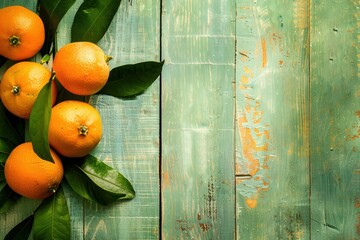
[38,0,76,55]
[0,184,21,213]
[0,56,6,68]
[81,155,135,198]
[33,186,70,240]
[0,153,9,164]
[98,61,164,97]
[71,0,122,43]
[64,155,135,205]
[0,138,14,156]
[0,102,24,146]
[0,164,4,182]
[55,79,89,103]
[29,79,54,163]
[4,215,34,240]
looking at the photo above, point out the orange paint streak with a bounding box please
[241,75,249,84]
[243,66,254,77]
[245,198,257,209]
[261,37,267,68]
[238,61,272,209]
[162,172,170,189]
[238,114,260,176]
[294,0,308,29]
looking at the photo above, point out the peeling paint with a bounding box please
[346,111,360,141]
[245,197,258,209]
[237,43,272,208]
[238,115,261,176]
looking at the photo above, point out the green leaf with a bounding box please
[0,138,14,155]
[40,54,51,64]
[29,79,54,163]
[0,102,24,146]
[0,184,21,213]
[33,186,71,240]
[71,0,122,43]
[0,164,4,182]
[98,61,164,97]
[0,153,9,164]
[4,215,34,240]
[0,56,6,68]
[55,79,89,103]
[64,155,135,205]
[38,0,76,55]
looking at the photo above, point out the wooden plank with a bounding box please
[310,0,360,239]
[81,0,161,239]
[0,0,161,239]
[235,0,311,239]
[161,0,236,239]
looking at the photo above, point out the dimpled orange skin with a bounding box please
[53,42,110,96]
[0,6,45,61]
[4,142,64,200]
[48,100,103,158]
[0,61,56,119]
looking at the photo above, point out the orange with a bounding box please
[0,61,57,119]
[53,42,111,96]
[4,142,64,199]
[0,6,45,61]
[48,100,103,158]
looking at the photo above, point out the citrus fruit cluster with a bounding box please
[0,6,109,199]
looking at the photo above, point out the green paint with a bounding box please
[235,0,310,239]
[1,0,359,239]
[310,0,360,238]
[161,0,236,238]
[84,0,161,238]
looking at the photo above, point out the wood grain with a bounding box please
[161,0,236,239]
[1,0,359,239]
[0,0,161,239]
[310,0,360,238]
[83,1,161,239]
[235,0,310,238]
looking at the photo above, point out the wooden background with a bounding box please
[1,0,360,239]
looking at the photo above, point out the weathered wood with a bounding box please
[1,0,360,239]
[310,1,360,238]
[82,0,161,239]
[235,0,310,238]
[0,1,161,239]
[161,0,236,238]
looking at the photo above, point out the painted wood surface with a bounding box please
[161,0,236,239]
[236,0,310,239]
[0,1,161,239]
[235,0,311,239]
[0,0,359,239]
[310,1,360,239]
